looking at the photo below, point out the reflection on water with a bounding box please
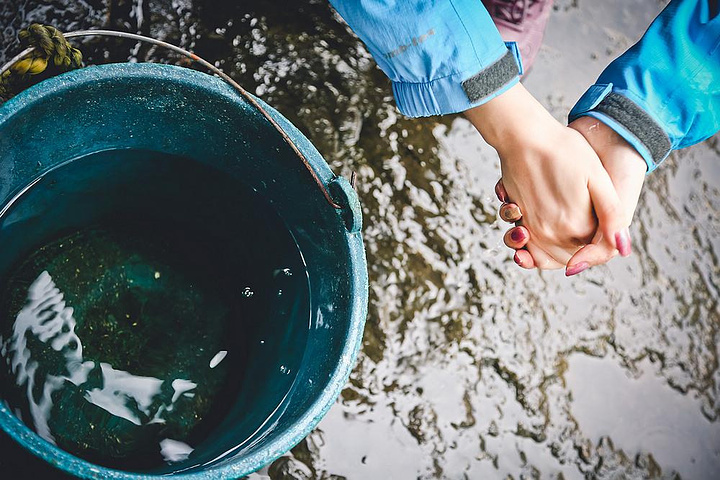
[159,438,195,463]
[2,0,720,478]
[2,270,196,460]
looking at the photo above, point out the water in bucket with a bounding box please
[0,149,311,471]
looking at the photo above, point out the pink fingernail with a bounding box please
[495,182,507,202]
[565,262,589,277]
[513,252,523,267]
[510,229,525,243]
[615,228,632,257]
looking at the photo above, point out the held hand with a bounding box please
[465,83,629,271]
[498,116,647,275]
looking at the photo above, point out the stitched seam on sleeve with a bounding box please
[447,0,484,67]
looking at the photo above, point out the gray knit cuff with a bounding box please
[593,92,672,164]
[569,84,672,172]
[462,49,520,104]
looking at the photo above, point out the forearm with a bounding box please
[463,82,559,151]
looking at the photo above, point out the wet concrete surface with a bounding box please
[1,0,720,478]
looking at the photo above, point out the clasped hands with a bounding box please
[465,83,647,276]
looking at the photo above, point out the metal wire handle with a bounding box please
[0,29,343,209]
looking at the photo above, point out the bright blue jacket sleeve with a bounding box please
[570,0,720,172]
[328,0,523,117]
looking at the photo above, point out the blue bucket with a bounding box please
[0,62,367,478]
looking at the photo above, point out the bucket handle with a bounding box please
[0,29,353,211]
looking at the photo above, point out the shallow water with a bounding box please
[2,0,720,479]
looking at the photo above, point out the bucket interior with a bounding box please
[0,63,366,476]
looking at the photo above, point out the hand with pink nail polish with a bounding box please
[565,117,646,272]
[465,83,629,271]
[497,117,647,275]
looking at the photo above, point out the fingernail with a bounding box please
[495,182,507,202]
[502,205,521,222]
[615,228,632,257]
[565,262,590,277]
[513,252,523,267]
[510,229,525,243]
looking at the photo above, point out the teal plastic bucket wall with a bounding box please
[0,63,368,478]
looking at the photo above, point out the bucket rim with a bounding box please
[0,62,369,479]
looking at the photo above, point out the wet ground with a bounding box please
[2,0,720,478]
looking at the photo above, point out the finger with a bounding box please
[513,249,536,269]
[587,160,630,256]
[524,242,565,270]
[503,226,530,249]
[499,203,522,223]
[615,227,632,257]
[565,243,618,276]
[495,179,508,202]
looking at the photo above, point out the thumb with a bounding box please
[565,162,630,276]
[565,243,617,276]
[586,160,630,254]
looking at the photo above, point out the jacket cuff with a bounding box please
[569,83,672,173]
[392,45,522,118]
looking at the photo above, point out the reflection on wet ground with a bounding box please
[566,354,720,479]
[1,0,719,478]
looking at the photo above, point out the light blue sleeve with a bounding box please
[570,0,720,172]
[328,0,523,117]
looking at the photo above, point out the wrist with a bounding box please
[569,116,646,225]
[464,83,560,152]
[568,116,646,173]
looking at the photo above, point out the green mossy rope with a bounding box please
[0,24,83,101]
